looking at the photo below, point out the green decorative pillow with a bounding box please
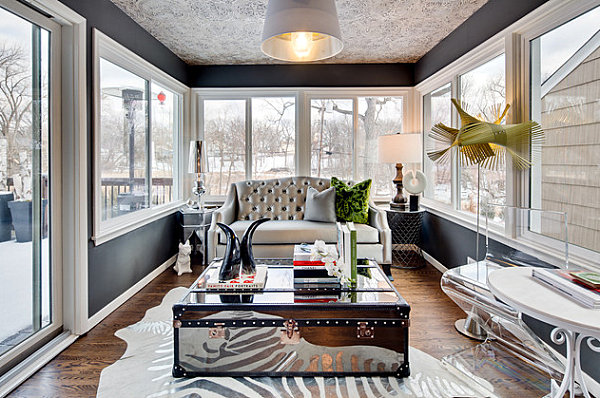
[330,177,372,223]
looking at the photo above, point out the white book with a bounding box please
[341,223,352,278]
[336,221,344,266]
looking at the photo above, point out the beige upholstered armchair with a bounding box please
[207,176,391,268]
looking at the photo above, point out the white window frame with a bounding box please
[416,0,600,272]
[92,29,189,245]
[0,0,64,375]
[193,87,413,202]
[515,0,600,271]
[193,88,300,201]
[416,38,506,234]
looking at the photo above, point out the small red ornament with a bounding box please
[157,91,166,104]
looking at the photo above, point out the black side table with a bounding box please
[179,207,214,265]
[385,207,425,269]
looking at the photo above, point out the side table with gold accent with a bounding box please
[384,206,425,269]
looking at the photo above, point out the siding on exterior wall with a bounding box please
[541,46,600,252]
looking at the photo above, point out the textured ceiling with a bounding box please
[109,0,489,65]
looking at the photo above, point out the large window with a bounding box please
[310,99,354,180]
[459,54,506,218]
[530,6,600,254]
[417,2,600,271]
[199,91,407,199]
[0,1,61,374]
[202,96,296,196]
[309,95,404,196]
[420,53,506,218]
[94,30,186,243]
[423,84,452,204]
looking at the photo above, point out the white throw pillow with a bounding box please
[304,186,336,223]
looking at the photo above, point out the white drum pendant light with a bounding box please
[261,0,343,62]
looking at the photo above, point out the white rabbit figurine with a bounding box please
[174,240,192,276]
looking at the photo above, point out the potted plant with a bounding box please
[0,191,13,242]
[7,199,47,242]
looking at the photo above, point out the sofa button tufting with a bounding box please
[296,207,301,211]
[319,182,323,185]
[252,206,257,211]
[268,189,273,193]
[253,189,258,193]
[289,216,293,220]
[282,207,286,211]
[297,189,301,194]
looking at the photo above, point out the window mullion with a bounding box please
[352,97,359,181]
[146,80,152,209]
[246,98,252,180]
[451,75,460,211]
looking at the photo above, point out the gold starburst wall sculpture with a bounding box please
[427,99,544,170]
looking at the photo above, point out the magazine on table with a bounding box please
[531,268,600,309]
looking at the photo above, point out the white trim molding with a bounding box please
[193,86,414,202]
[85,254,177,331]
[0,332,78,398]
[92,29,190,245]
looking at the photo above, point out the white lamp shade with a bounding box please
[378,134,422,164]
[261,0,343,62]
[188,140,207,174]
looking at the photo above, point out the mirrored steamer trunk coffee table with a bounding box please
[172,258,410,378]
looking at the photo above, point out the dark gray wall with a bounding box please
[415,0,550,83]
[189,63,414,87]
[422,211,600,383]
[56,0,186,316]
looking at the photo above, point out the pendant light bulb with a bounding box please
[291,32,313,58]
[261,0,343,62]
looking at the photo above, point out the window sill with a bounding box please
[420,198,600,273]
[92,200,185,246]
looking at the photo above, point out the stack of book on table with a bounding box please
[293,244,341,289]
[531,268,600,309]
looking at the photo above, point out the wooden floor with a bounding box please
[8,262,476,397]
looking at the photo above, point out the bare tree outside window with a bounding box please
[310,99,353,180]
[459,54,506,221]
[357,96,403,196]
[423,84,452,204]
[204,100,246,196]
[252,97,295,180]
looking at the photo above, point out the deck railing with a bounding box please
[101,177,173,220]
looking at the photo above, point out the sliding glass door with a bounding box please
[0,1,61,374]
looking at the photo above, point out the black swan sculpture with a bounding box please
[216,218,269,281]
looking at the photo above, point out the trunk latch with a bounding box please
[357,322,374,339]
[280,319,300,344]
[209,323,226,339]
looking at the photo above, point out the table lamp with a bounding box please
[188,140,208,209]
[378,133,422,210]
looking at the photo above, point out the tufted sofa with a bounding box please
[207,176,391,267]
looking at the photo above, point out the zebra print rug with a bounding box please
[97,287,495,397]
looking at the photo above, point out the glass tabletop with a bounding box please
[180,258,406,307]
[192,259,394,293]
